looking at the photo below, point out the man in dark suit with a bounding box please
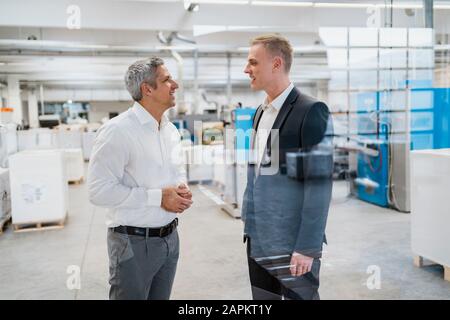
[242,34,333,300]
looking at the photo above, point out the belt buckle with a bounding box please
[159,227,164,237]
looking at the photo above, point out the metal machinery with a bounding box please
[221,108,256,219]
[354,87,450,212]
[355,140,390,208]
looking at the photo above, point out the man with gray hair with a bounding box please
[88,57,193,300]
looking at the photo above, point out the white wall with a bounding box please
[89,101,130,123]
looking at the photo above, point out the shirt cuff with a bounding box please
[147,189,162,207]
[176,178,188,187]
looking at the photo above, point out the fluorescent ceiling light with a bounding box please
[227,25,259,31]
[314,2,423,9]
[314,3,375,8]
[193,25,227,37]
[250,2,425,9]
[193,25,259,37]
[155,45,197,51]
[435,44,450,50]
[252,1,313,7]
[66,43,110,49]
[378,3,423,9]
[193,0,249,4]
[435,4,450,9]
[131,0,179,2]
[293,45,326,53]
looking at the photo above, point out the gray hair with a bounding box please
[124,57,164,101]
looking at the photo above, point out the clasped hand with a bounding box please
[161,183,193,213]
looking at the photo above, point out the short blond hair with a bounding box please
[251,34,293,73]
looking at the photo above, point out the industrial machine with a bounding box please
[354,87,450,212]
[38,114,61,128]
[221,108,256,219]
[355,139,389,208]
[199,121,224,145]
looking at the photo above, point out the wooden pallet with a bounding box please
[0,213,12,235]
[68,177,84,185]
[414,255,450,282]
[13,217,66,233]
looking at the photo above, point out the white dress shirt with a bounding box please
[254,83,294,168]
[88,102,187,228]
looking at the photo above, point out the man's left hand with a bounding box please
[290,252,313,277]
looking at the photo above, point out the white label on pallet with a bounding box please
[21,184,46,203]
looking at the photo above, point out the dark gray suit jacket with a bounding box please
[242,87,333,259]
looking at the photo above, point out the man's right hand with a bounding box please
[176,183,192,200]
[161,187,193,213]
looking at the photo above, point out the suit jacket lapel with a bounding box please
[266,87,299,149]
[250,105,264,150]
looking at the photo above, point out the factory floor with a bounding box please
[0,171,449,300]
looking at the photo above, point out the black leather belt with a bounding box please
[112,218,178,238]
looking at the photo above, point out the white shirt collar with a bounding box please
[263,83,294,111]
[131,101,170,131]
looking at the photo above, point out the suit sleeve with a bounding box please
[294,102,333,258]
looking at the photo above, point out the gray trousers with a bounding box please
[107,228,179,300]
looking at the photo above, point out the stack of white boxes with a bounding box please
[212,145,226,187]
[17,130,37,151]
[12,125,100,163]
[0,168,10,221]
[411,149,450,281]
[55,130,82,149]
[9,150,68,225]
[82,131,97,161]
[185,145,214,182]
[0,124,18,167]
[64,149,85,183]
[17,128,57,151]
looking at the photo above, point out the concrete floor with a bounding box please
[0,172,449,299]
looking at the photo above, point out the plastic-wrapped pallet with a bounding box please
[64,148,84,183]
[36,128,57,149]
[411,149,450,280]
[82,131,97,161]
[0,168,10,220]
[17,130,37,151]
[55,130,82,149]
[212,145,226,187]
[185,145,214,182]
[0,124,18,167]
[17,128,56,151]
[85,123,101,132]
[9,150,68,225]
